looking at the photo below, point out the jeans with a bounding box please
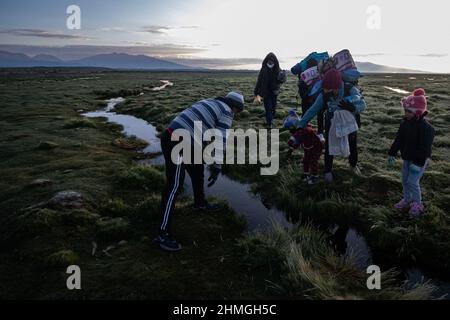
[263,94,278,126]
[401,160,428,203]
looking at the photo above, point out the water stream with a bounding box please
[82,89,448,298]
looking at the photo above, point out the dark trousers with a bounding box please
[324,116,358,174]
[159,130,206,234]
[263,94,278,126]
[303,147,323,176]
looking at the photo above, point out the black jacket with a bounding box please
[388,115,435,167]
[254,53,284,98]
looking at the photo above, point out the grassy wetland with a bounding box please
[0,68,449,299]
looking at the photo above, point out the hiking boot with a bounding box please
[409,202,425,218]
[351,165,362,176]
[154,233,182,252]
[308,176,319,185]
[324,172,333,183]
[394,198,410,210]
[193,202,221,212]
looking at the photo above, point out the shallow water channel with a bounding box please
[83,89,449,298]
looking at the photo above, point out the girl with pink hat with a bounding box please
[388,88,435,217]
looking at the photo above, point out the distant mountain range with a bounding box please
[0,50,428,73]
[355,62,426,74]
[0,51,194,70]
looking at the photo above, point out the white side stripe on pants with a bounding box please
[161,154,183,231]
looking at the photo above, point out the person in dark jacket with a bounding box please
[254,52,286,128]
[388,88,435,217]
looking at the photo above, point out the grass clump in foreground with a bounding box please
[239,223,436,300]
[1,69,448,299]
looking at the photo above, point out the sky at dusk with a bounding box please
[0,0,449,72]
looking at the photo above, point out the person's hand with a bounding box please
[387,156,396,168]
[207,164,221,187]
[338,99,356,112]
[409,163,423,174]
[253,95,262,105]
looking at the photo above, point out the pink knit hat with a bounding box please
[322,68,343,90]
[401,88,428,117]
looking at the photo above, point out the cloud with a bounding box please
[97,27,128,32]
[167,57,262,69]
[141,25,170,35]
[140,25,200,34]
[0,29,92,40]
[353,53,386,57]
[417,53,448,58]
[0,44,207,60]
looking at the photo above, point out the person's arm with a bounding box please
[298,93,325,128]
[254,69,263,96]
[388,122,405,157]
[413,122,435,166]
[346,86,367,114]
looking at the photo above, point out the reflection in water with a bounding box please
[183,173,292,231]
[83,98,161,154]
[152,80,174,91]
[84,95,449,297]
[383,86,410,94]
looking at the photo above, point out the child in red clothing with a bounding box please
[284,110,324,184]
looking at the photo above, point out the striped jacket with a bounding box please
[168,98,234,164]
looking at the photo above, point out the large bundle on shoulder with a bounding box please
[291,52,330,76]
[291,52,330,98]
[319,49,364,84]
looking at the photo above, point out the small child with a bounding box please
[388,88,435,217]
[284,110,324,185]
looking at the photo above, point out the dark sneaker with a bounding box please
[193,202,221,212]
[154,233,182,252]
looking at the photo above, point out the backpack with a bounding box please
[334,49,363,82]
[277,70,288,83]
[300,66,320,86]
[292,52,330,75]
[334,49,356,72]
[317,57,337,75]
[300,52,329,72]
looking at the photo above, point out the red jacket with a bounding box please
[288,125,323,152]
